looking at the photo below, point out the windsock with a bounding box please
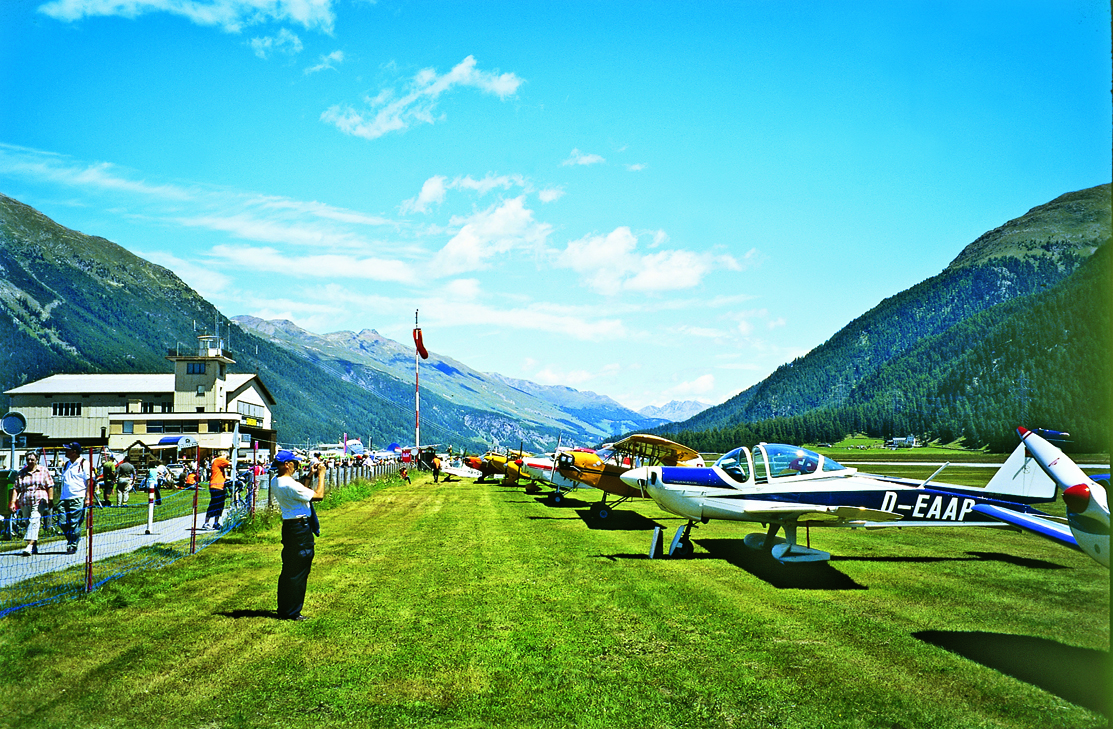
[413,327,429,359]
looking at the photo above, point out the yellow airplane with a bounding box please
[555,433,704,519]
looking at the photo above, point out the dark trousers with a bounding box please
[277,519,315,619]
[205,487,226,524]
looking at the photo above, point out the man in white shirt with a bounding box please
[59,442,90,555]
[271,450,326,621]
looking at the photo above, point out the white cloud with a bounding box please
[209,243,414,282]
[304,49,343,75]
[0,144,192,199]
[667,374,715,398]
[250,28,302,59]
[626,163,646,172]
[321,55,523,140]
[443,278,481,300]
[561,148,605,166]
[538,188,564,203]
[432,196,551,273]
[555,227,719,294]
[139,249,233,300]
[400,176,447,214]
[38,0,336,33]
[450,173,526,196]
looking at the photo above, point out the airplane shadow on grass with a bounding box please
[594,537,866,590]
[696,538,867,590]
[915,630,1110,717]
[576,509,661,531]
[830,551,1069,570]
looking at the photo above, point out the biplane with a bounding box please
[555,434,704,519]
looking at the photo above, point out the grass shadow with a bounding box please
[915,630,1110,717]
[696,539,868,590]
[216,609,281,620]
[576,509,661,531]
[533,495,590,509]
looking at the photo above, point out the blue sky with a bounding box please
[1,0,1109,411]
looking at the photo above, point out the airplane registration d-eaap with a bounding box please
[620,439,1082,564]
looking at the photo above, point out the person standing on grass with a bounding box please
[271,450,325,621]
[9,452,54,556]
[58,442,90,555]
[203,452,231,530]
[99,454,116,506]
[432,454,441,483]
[115,456,135,507]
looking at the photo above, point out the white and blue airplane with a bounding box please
[619,439,1081,563]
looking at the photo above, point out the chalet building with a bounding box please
[4,335,277,457]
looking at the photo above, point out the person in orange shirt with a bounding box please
[202,452,232,530]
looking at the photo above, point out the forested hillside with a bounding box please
[654,185,1111,453]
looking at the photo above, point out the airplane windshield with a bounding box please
[714,447,751,483]
[762,444,831,478]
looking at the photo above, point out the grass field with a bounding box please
[0,468,1108,729]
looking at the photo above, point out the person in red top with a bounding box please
[202,453,231,530]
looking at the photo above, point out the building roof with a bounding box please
[6,372,271,399]
[6,374,174,395]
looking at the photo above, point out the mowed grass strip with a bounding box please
[0,469,1107,729]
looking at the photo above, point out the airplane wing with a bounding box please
[972,503,1080,551]
[700,499,904,524]
[613,434,701,466]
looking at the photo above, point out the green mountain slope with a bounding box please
[656,184,1111,451]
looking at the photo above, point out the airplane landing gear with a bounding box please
[668,520,697,558]
[597,507,609,519]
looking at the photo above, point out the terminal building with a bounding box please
[4,335,276,462]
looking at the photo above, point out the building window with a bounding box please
[161,403,173,413]
[187,362,206,375]
[209,420,222,433]
[237,401,265,419]
[52,402,82,417]
[147,421,163,434]
[196,386,204,396]
[123,421,134,434]
[141,402,154,414]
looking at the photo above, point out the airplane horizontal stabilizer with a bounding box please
[972,503,1080,551]
[983,442,1057,501]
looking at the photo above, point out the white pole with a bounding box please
[415,309,421,452]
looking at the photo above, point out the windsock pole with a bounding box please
[415,309,421,453]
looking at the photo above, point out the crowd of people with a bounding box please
[5,444,268,556]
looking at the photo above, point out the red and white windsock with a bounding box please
[413,326,429,359]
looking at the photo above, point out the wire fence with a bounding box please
[0,460,403,617]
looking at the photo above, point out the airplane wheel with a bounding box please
[552,493,562,504]
[597,508,609,520]
[674,538,694,559]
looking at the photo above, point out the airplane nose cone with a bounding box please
[620,466,652,492]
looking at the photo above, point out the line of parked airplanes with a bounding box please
[442,427,1108,569]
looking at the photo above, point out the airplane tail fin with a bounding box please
[983,442,1057,501]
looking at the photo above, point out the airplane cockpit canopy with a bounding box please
[714,444,846,485]
[759,444,846,478]
[714,447,751,483]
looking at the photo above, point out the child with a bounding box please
[399,466,411,484]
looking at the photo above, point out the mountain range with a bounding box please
[1,183,1108,453]
[0,192,666,451]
